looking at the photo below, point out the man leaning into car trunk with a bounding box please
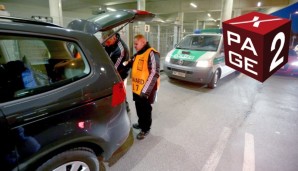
[125,34,160,140]
[102,30,131,112]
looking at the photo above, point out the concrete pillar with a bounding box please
[173,25,178,47]
[49,0,63,26]
[202,21,206,29]
[220,0,233,27]
[128,24,134,56]
[137,0,146,36]
[165,28,168,50]
[178,12,184,40]
[234,9,242,18]
[137,0,145,12]
[196,20,199,29]
[157,24,160,52]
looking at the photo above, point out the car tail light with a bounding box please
[133,10,152,15]
[78,122,85,129]
[111,81,126,107]
[77,121,92,129]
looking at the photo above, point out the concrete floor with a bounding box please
[106,72,298,171]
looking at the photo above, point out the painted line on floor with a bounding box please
[242,133,255,171]
[201,127,232,171]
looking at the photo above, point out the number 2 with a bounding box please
[269,32,285,72]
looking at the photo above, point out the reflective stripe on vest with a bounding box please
[132,47,160,95]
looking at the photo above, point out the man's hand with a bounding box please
[140,92,148,99]
[122,56,134,66]
[122,60,130,66]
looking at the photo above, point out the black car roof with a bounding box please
[0,16,96,43]
[0,16,62,28]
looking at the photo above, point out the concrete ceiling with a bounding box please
[65,0,290,23]
[0,0,291,26]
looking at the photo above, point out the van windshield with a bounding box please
[176,35,221,51]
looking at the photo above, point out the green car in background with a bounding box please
[164,29,235,88]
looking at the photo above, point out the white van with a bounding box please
[163,29,235,88]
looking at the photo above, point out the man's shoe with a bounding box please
[136,131,149,140]
[132,123,140,129]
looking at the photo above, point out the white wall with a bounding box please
[1,2,93,27]
[2,2,50,19]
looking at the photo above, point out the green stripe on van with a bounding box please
[171,49,206,62]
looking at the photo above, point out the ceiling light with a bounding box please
[257,2,261,7]
[107,7,116,11]
[190,3,197,8]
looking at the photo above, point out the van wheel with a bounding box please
[36,147,103,171]
[207,69,219,89]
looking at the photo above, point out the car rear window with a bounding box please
[0,35,90,102]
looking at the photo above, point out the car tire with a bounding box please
[36,147,102,171]
[207,69,219,89]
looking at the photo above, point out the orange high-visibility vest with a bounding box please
[132,47,160,95]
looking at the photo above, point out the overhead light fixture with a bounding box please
[207,13,211,17]
[190,3,197,8]
[107,7,116,11]
[257,2,261,7]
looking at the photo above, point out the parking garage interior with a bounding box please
[1,0,298,171]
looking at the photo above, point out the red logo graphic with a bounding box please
[222,12,291,82]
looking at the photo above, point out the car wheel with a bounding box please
[36,147,102,171]
[207,69,219,89]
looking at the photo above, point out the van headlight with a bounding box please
[196,60,212,67]
[165,50,173,62]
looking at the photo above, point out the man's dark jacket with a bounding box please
[104,33,130,80]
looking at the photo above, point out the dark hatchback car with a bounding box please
[0,10,154,171]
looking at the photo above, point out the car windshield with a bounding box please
[176,35,221,51]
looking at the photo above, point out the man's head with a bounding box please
[134,34,147,52]
[102,30,117,47]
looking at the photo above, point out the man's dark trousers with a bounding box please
[135,98,152,132]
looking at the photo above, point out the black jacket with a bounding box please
[104,33,130,80]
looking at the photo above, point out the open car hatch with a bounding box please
[67,9,155,34]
